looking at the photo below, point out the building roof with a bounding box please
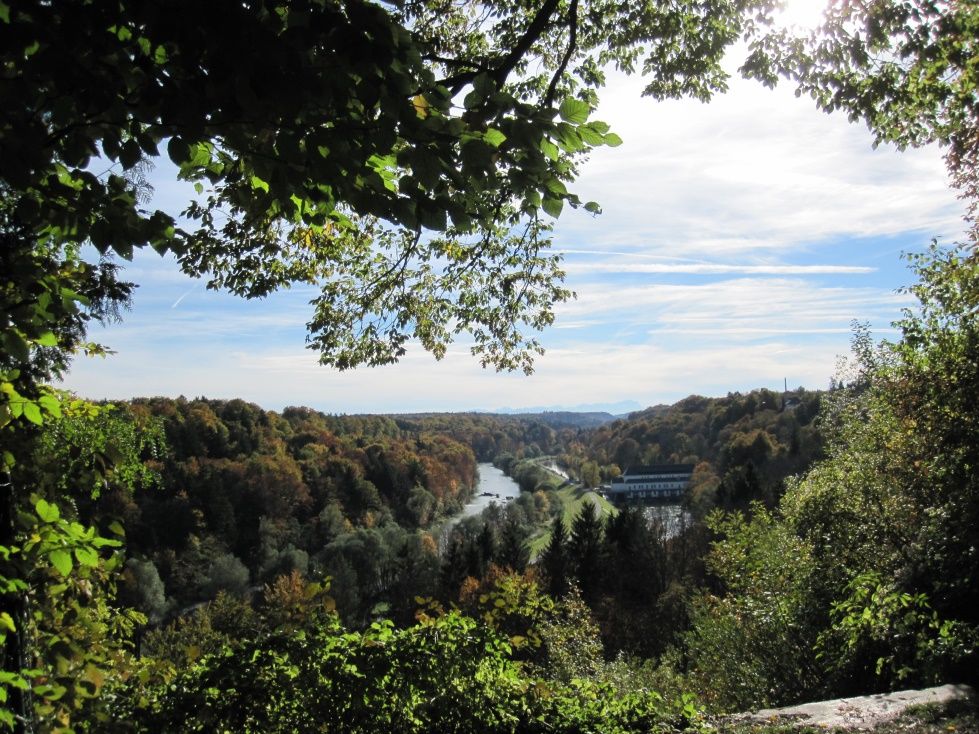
[622,464,695,476]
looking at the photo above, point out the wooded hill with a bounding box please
[549,388,825,514]
[80,387,826,634]
[89,398,478,625]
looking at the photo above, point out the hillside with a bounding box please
[81,398,480,625]
[546,388,825,515]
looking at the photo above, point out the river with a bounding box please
[460,462,523,518]
[438,463,522,547]
[446,464,689,541]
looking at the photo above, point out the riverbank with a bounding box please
[522,457,615,556]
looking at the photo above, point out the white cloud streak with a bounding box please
[557,277,908,327]
[563,262,876,275]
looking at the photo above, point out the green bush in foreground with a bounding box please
[105,608,700,734]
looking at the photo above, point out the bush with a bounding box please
[112,606,700,733]
[684,507,821,711]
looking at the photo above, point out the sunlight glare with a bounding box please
[774,0,829,30]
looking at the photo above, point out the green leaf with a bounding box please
[0,671,29,690]
[463,90,483,110]
[410,151,442,188]
[603,132,623,147]
[167,136,191,165]
[92,537,122,548]
[483,128,507,148]
[4,331,29,364]
[37,393,62,417]
[120,139,142,169]
[545,177,568,196]
[558,98,590,124]
[112,243,134,261]
[35,499,60,523]
[418,205,447,231]
[554,123,584,153]
[49,549,72,577]
[35,331,59,347]
[578,125,604,146]
[460,138,495,170]
[189,142,212,167]
[22,401,42,425]
[584,201,602,214]
[542,196,564,218]
[0,612,14,632]
[74,546,99,568]
[473,73,495,97]
[540,139,560,162]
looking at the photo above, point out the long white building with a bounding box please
[607,464,694,502]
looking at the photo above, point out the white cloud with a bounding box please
[555,71,965,256]
[102,306,309,342]
[557,277,908,329]
[563,261,876,275]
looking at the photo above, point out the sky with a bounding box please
[62,27,968,415]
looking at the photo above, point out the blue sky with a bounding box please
[62,55,967,414]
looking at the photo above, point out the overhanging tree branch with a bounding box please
[545,0,579,108]
[439,0,562,95]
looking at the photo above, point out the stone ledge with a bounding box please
[734,684,975,729]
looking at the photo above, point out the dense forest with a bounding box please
[560,387,824,509]
[102,399,479,625]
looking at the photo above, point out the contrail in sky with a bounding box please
[171,286,198,309]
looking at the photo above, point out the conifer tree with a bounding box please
[568,503,603,602]
[540,516,569,598]
[439,534,467,599]
[496,515,530,573]
[476,523,497,577]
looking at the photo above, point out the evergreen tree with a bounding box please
[600,506,673,656]
[496,515,530,573]
[476,523,497,576]
[540,516,569,598]
[568,503,603,602]
[439,534,468,599]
